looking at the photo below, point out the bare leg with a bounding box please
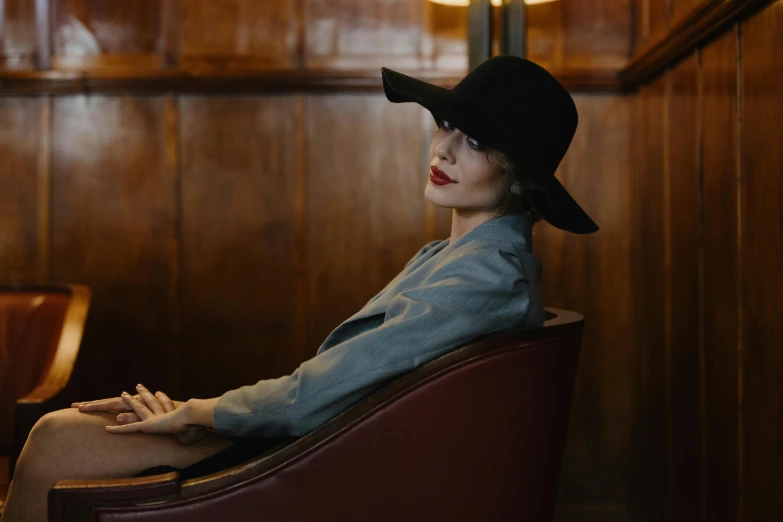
[3,408,236,522]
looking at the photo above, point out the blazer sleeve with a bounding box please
[212,240,535,438]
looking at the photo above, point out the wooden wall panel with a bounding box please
[53,0,162,66]
[0,0,38,69]
[649,0,671,41]
[0,98,41,283]
[527,0,632,71]
[534,95,632,512]
[305,94,428,354]
[671,0,701,26]
[627,77,668,521]
[304,0,423,70]
[179,0,298,69]
[741,4,783,520]
[701,28,740,522]
[49,97,177,400]
[667,51,702,522]
[526,1,564,69]
[562,0,631,69]
[178,96,299,400]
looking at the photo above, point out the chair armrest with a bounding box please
[49,473,180,522]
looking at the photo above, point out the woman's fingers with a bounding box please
[72,394,141,412]
[156,391,176,413]
[105,406,189,435]
[121,392,153,421]
[135,384,165,415]
[116,412,142,424]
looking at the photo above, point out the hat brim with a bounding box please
[539,175,599,234]
[382,67,467,129]
[382,66,599,235]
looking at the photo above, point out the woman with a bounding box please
[2,55,597,521]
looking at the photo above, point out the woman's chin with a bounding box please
[424,185,456,208]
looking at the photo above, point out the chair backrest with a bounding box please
[51,308,584,522]
[0,285,90,454]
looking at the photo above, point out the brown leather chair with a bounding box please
[49,308,583,522]
[0,284,91,510]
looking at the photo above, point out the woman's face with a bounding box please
[426,119,510,214]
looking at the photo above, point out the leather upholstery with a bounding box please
[0,292,70,454]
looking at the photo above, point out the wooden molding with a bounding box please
[620,0,776,89]
[0,66,621,95]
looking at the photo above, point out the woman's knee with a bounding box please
[21,409,110,466]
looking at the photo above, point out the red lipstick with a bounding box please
[430,166,456,185]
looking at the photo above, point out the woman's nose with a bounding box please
[435,132,459,164]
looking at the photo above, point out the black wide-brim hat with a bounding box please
[381,54,598,234]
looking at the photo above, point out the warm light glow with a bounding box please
[427,0,558,6]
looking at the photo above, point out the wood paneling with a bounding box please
[0,0,38,69]
[627,77,668,521]
[305,94,429,353]
[534,95,632,511]
[622,0,774,89]
[179,0,298,69]
[526,0,631,71]
[53,0,163,68]
[627,2,783,520]
[671,0,702,26]
[178,96,299,400]
[562,0,631,69]
[0,98,41,283]
[304,0,423,70]
[667,51,702,522]
[649,0,671,40]
[741,4,783,520]
[701,28,740,522]
[526,0,564,69]
[49,97,177,400]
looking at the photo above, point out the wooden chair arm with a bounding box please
[49,473,180,522]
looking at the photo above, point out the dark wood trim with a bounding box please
[0,67,622,95]
[620,0,776,89]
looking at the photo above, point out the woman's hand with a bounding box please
[72,386,185,423]
[73,384,206,444]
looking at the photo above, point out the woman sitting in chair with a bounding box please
[2,55,596,522]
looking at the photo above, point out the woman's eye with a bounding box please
[468,138,487,151]
[439,119,485,150]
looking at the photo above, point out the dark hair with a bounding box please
[486,149,548,222]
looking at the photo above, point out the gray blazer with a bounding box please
[213,214,544,438]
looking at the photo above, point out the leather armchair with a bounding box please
[50,308,583,522]
[0,285,91,510]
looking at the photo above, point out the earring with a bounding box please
[510,183,522,196]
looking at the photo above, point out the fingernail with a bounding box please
[136,384,144,389]
[121,391,129,397]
